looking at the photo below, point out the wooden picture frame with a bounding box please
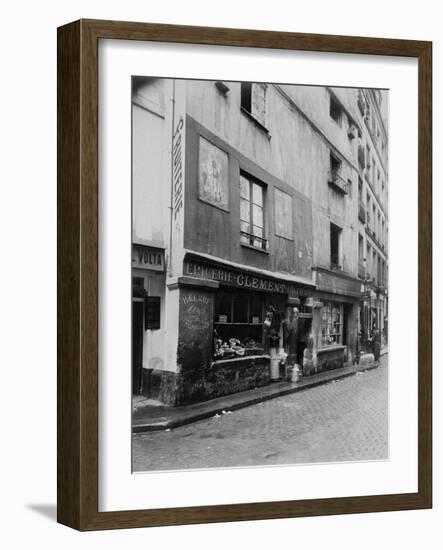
[57,19,432,530]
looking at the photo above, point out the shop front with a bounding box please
[309,268,362,373]
[167,254,316,405]
[131,243,166,396]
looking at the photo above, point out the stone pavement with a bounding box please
[133,355,388,471]
[133,350,386,433]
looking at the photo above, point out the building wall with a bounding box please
[132,78,389,404]
[354,88,389,341]
[132,78,170,247]
[132,78,183,381]
[183,115,313,280]
[185,80,362,282]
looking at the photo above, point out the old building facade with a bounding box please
[132,77,389,406]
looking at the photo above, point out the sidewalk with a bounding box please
[133,349,387,433]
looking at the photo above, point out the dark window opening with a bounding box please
[240,82,267,127]
[330,152,341,176]
[145,296,161,330]
[240,82,252,113]
[329,94,342,125]
[330,222,342,269]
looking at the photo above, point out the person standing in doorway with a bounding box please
[264,305,282,381]
[283,307,300,371]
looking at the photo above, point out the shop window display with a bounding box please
[213,289,274,359]
[321,301,343,346]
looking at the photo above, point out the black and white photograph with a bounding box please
[131,77,389,473]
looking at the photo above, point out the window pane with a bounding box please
[252,225,264,248]
[252,225,263,238]
[233,293,248,323]
[252,204,263,227]
[240,198,250,222]
[240,176,250,199]
[249,294,263,324]
[215,292,232,323]
[252,183,263,206]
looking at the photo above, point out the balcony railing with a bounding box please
[327,171,349,195]
[330,253,342,271]
[240,230,268,251]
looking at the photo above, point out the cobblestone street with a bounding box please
[133,357,388,472]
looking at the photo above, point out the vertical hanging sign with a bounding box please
[170,80,186,276]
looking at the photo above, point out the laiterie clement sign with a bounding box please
[184,259,308,295]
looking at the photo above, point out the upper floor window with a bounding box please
[372,159,376,187]
[240,173,267,251]
[328,152,348,194]
[330,222,342,270]
[329,94,343,126]
[240,82,267,127]
[366,144,371,169]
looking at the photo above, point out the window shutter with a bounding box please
[252,83,267,126]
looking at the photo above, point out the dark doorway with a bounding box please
[132,300,144,395]
[343,304,349,348]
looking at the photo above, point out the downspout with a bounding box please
[168,79,176,277]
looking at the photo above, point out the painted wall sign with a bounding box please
[198,136,229,210]
[132,244,165,271]
[181,293,211,331]
[178,288,215,376]
[274,187,293,239]
[315,270,361,297]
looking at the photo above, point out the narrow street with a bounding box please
[133,356,388,472]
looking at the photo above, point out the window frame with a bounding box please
[240,82,269,131]
[321,301,344,346]
[239,171,268,252]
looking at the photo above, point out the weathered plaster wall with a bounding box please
[185,80,360,280]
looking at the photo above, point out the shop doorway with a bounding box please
[132,301,143,395]
[132,300,144,395]
[132,276,146,395]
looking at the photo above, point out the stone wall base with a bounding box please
[142,356,271,406]
[311,346,345,374]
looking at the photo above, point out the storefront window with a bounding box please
[215,290,232,323]
[214,289,266,358]
[321,301,343,346]
[233,293,249,323]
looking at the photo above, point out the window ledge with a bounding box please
[241,107,270,135]
[275,233,294,242]
[240,242,270,254]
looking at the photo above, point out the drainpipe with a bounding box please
[168,80,176,278]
